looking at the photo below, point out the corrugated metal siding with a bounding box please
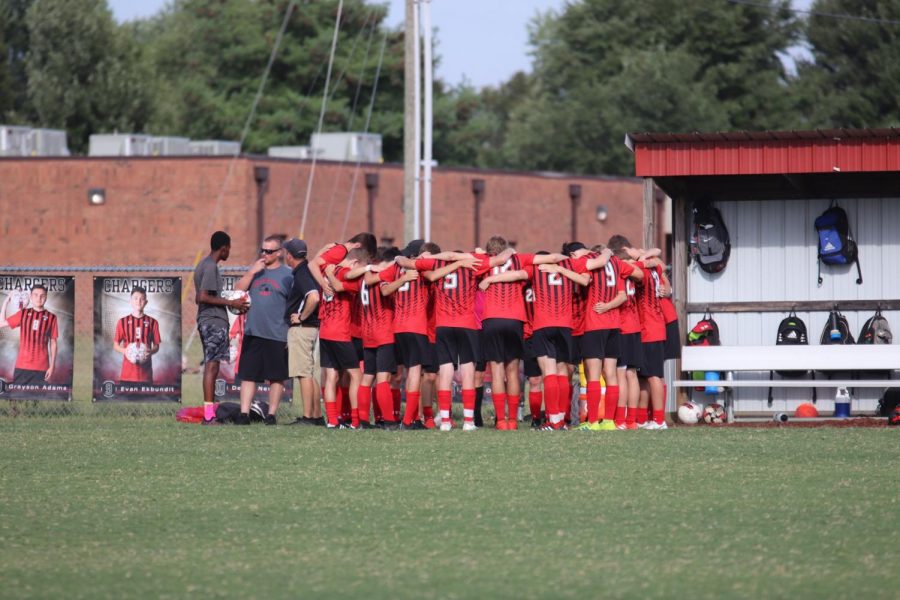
[683,197,900,414]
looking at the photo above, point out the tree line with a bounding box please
[2,0,898,175]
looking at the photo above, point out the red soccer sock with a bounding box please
[636,407,649,424]
[542,376,559,424]
[653,409,666,425]
[438,390,452,422]
[507,395,520,423]
[340,386,351,422]
[493,392,507,423]
[392,387,402,420]
[376,382,395,423]
[626,406,637,425]
[423,404,434,421]
[357,385,372,423]
[351,408,360,428]
[586,381,602,424]
[403,391,421,426]
[604,386,619,422]
[325,400,339,426]
[529,390,543,420]
[462,389,476,424]
[615,404,627,426]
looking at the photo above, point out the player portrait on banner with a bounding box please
[93,277,182,402]
[0,275,75,401]
[214,275,292,402]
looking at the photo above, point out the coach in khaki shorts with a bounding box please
[283,238,323,424]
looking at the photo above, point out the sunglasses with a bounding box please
[260,248,281,255]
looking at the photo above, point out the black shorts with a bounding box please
[394,333,430,368]
[581,329,620,361]
[320,339,360,371]
[571,335,583,365]
[481,318,524,363]
[424,342,439,374]
[13,368,45,386]
[352,337,364,363]
[523,337,542,378]
[530,327,573,364]
[639,341,666,378]
[664,320,682,360]
[617,332,644,371]
[363,344,397,375]
[237,335,288,383]
[436,327,480,368]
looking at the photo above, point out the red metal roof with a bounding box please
[626,128,900,177]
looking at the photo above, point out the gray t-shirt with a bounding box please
[244,265,293,342]
[195,255,228,328]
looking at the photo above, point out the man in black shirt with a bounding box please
[283,238,323,424]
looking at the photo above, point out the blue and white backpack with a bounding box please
[814,202,862,285]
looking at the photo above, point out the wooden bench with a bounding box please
[674,345,900,421]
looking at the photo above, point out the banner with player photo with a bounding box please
[93,277,182,402]
[214,276,292,402]
[0,275,75,401]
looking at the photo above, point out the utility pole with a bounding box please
[403,0,417,243]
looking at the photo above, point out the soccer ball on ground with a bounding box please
[677,402,703,425]
[702,403,726,424]
[222,290,250,315]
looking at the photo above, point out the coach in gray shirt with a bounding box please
[234,235,294,425]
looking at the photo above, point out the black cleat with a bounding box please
[381,421,401,430]
[263,415,277,426]
[357,421,378,429]
[233,413,251,426]
[399,420,426,430]
[530,416,543,429]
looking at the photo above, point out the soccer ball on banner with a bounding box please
[125,343,150,364]
[9,289,31,310]
[222,290,250,315]
[229,343,239,364]
[702,403,727,424]
[677,402,703,425]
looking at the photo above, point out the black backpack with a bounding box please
[814,202,862,286]
[820,308,855,345]
[686,313,721,395]
[768,311,815,405]
[858,309,893,345]
[689,201,730,274]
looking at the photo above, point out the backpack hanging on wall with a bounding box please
[814,202,862,286]
[858,308,893,345]
[686,312,721,396]
[689,200,731,274]
[768,310,816,405]
[819,307,855,345]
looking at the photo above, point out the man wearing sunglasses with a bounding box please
[233,235,293,425]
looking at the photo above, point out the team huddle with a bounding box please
[194,230,680,430]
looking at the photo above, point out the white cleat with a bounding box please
[643,421,669,430]
[462,422,478,431]
[440,421,453,431]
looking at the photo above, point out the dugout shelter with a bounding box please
[627,128,900,417]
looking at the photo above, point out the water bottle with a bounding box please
[829,314,841,341]
[773,413,789,423]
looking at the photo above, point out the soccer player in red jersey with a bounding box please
[395,248,509,431]
[319,249,366,428]
[0,284,58,386]
[308,232,377,296]
[113,287,161,384]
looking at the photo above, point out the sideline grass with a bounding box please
[0,421,897,599]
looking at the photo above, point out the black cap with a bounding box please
[401,239,425,258]
[283,238,308,258]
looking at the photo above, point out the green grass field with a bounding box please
[0,419,897,599]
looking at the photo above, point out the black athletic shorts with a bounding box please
[424,342,439,374]
[237,335,288,383]
[481,318,524,363]
[352,337,364,363]
[363,344,397,375]
[664,319,682,360]
[523,337,542,378]
[617,332,645,371]
[321,339,360,371]
[394,332,430,368]
[580,328,620,361]
[436,326,480,368]
[570,335,583,365]
[639,340,666,378]
[530,327,573,364]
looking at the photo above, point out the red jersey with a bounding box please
[318,244,348,270]
[380,264,430,336]
[415,254,490,330]
[523,284,535,339]
[115,314,161,383]
[6,309,57,371]
[359,281,394,348]
[619,278,642,335]
[584,256,633,332]
[318,267,361,342]
[531,258,582,331]
[350,292,363,340]
[661,296,677,323]
[482,253,533,322]
[636,263,667,343]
